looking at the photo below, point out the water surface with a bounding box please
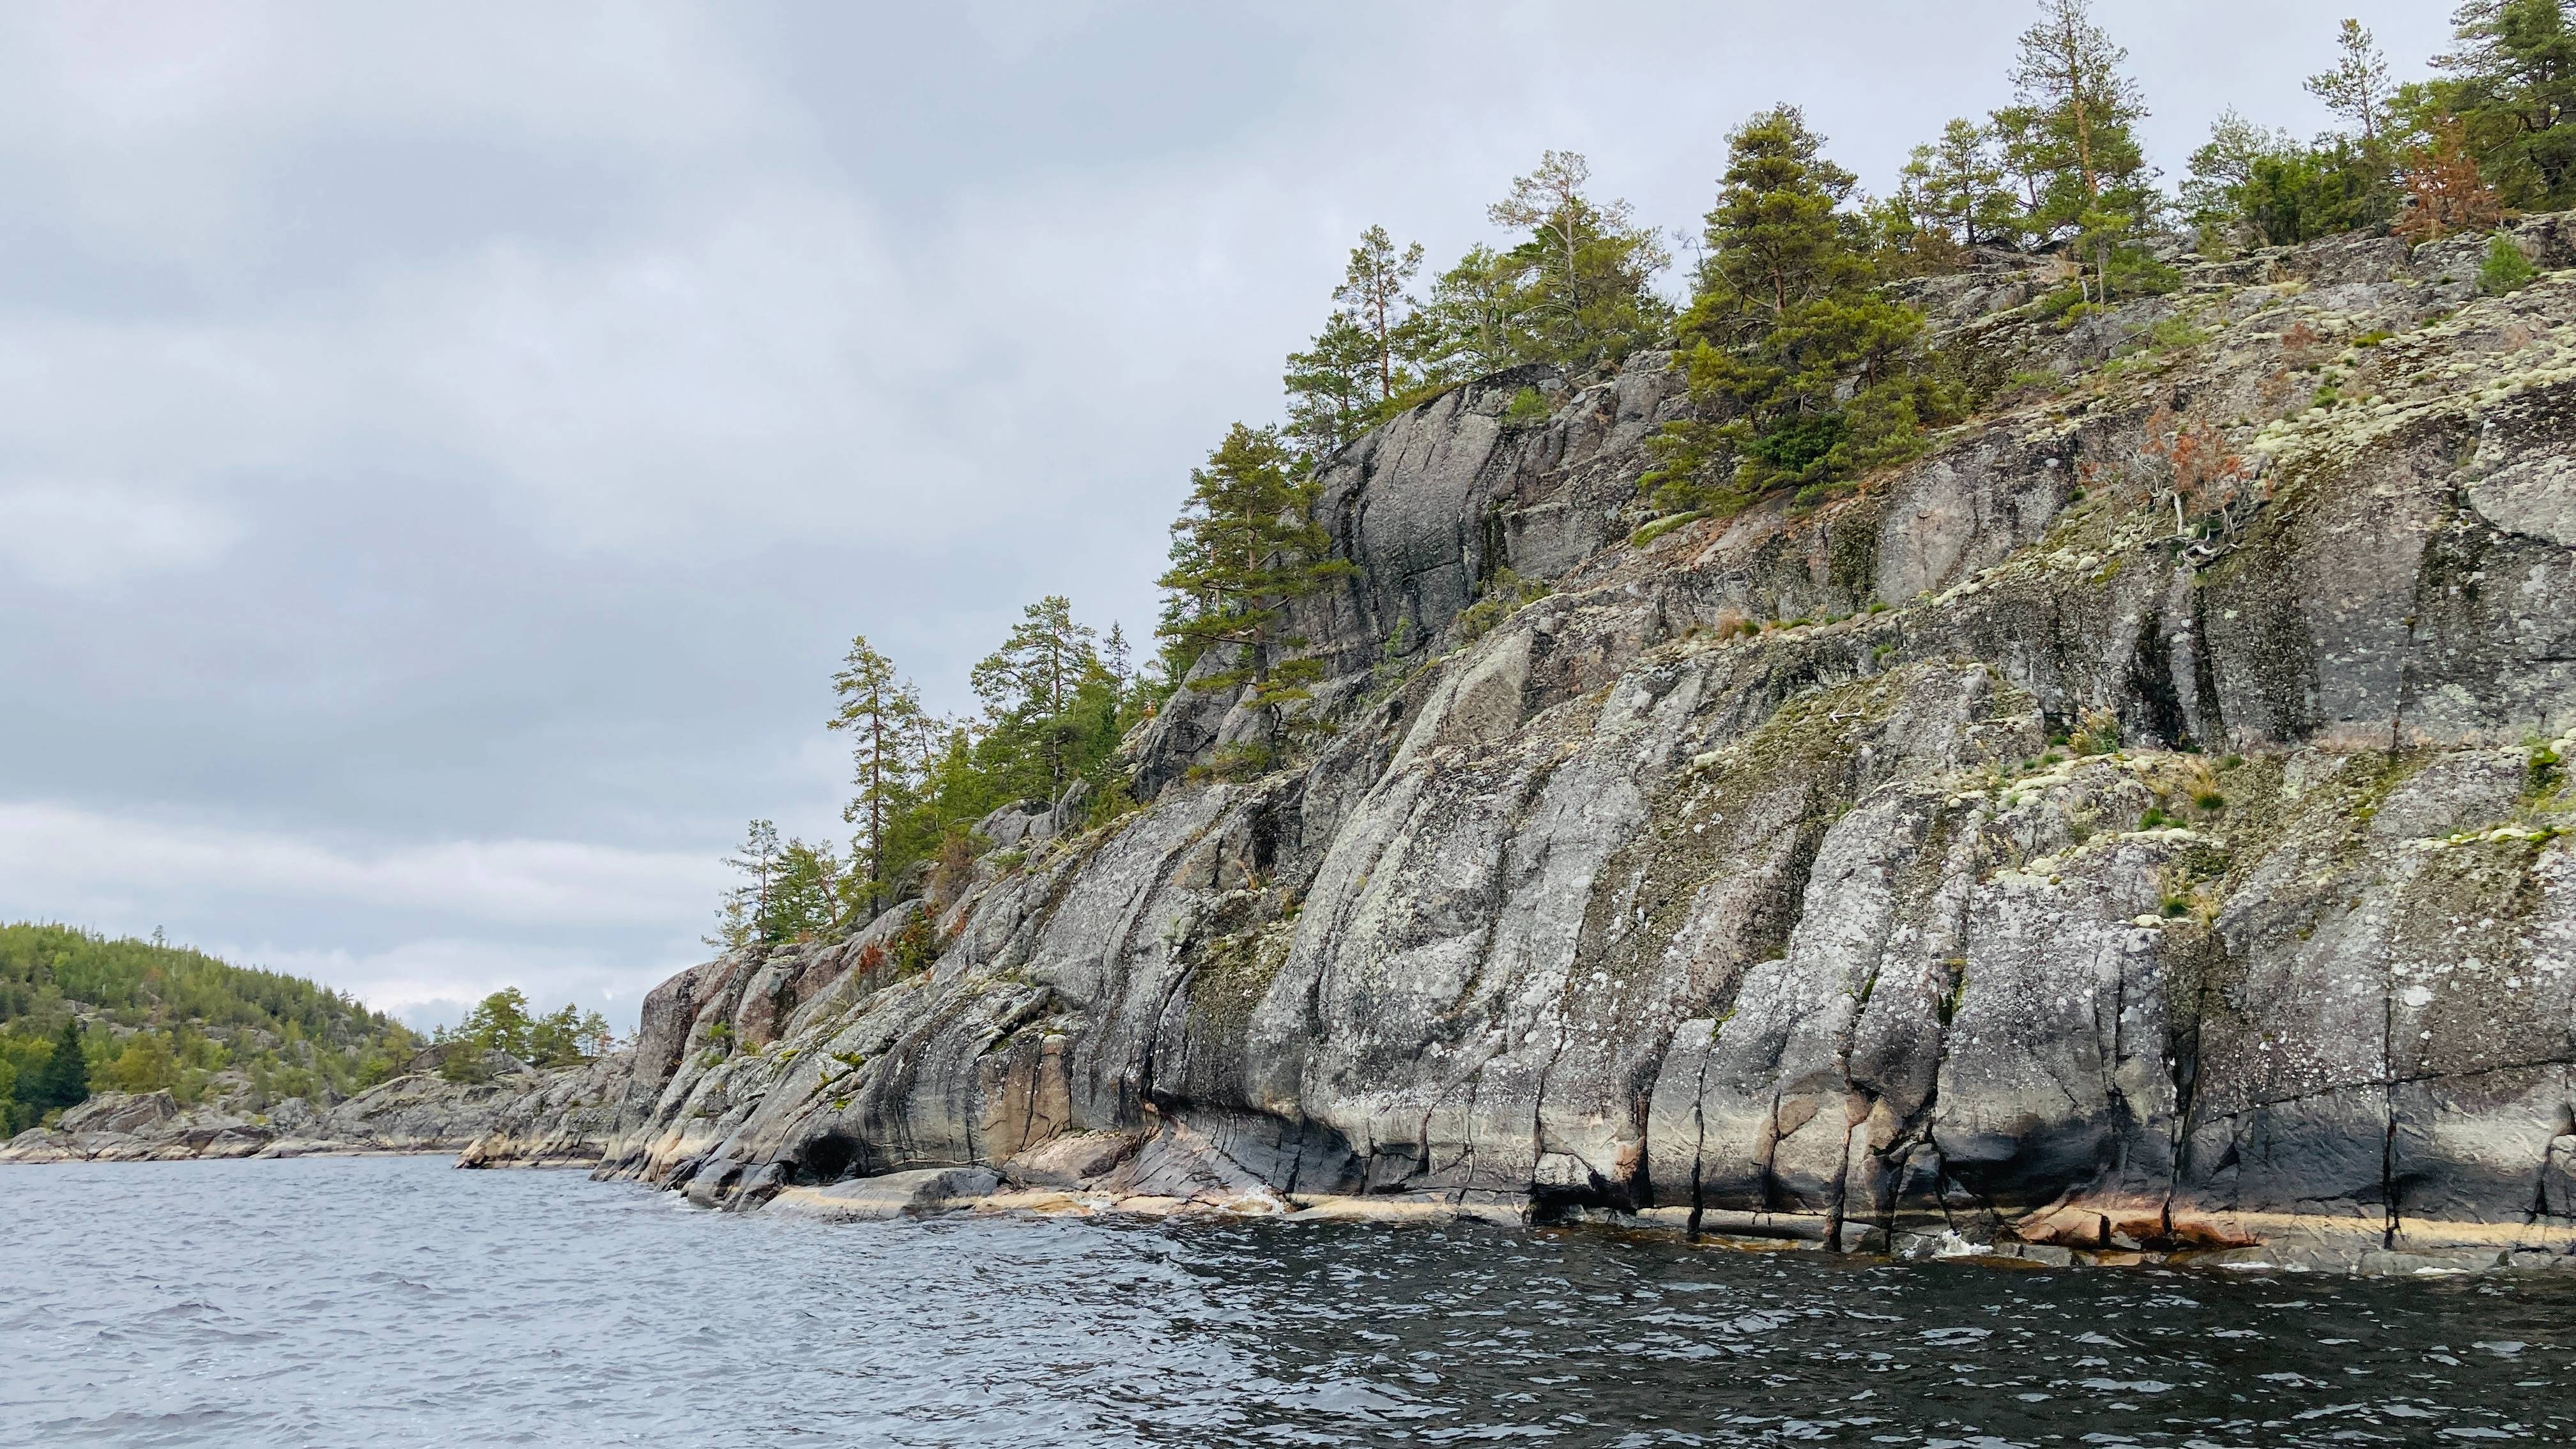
[3,1156,2570,1446]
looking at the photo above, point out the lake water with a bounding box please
[1,1156,2570,1447]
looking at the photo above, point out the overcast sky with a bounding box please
[0,0,2454,1032]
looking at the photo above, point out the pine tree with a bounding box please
[1648,107,1949,515]
[1284,312,1382,461]
[2183,110,2295,234]
[1486,151,1673,371]
[1687,109,1864,340]
[2182,15,2410,254]
[898,720,1007,862]
[1059,652,1132,802]
[458,988,534,1059]
[1286,226,1433,463]
[2003,0,2159,300]
[707,819,783,951]
[1334,225,1425,404]
[523,1002,614,1067]
[1413,244,1524,382]
[36,1018,89,1110]
[1102,622,1134,696]
[1900,118,2020,254]
[443,988,611,1078]
[2307,18,2395,142]
[2186,109,2395,249]
[2009,0,2149,213]
[827,634,925,916]
[1157,516,1217,687]
[972,596,1100,802]
[1156,423,1351,702]
[1098,620,1159,758]
[1991,103,2056,229]
[704,893,753,953]
[768,838,845,940]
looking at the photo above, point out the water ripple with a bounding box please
[3,1158,2573,1446]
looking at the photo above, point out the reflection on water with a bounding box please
[2,1156,2569,1446]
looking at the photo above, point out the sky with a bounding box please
[0,0,2457,1032]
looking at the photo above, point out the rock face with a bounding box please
[500,221,2576,1272]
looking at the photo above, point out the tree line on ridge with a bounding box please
[703,1,2572,954]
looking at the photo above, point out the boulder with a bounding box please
[999,1131,1138,1189]
[974,800,1052,850]
[766,1167,1000,1222]
[58,1091,180,1135]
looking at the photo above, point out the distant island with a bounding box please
[1,923,611,1161]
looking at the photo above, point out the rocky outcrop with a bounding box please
[493,220,2576,1273]
[0,1055,598,1163]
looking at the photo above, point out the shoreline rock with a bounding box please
[0,1064,599,1165]
[745,1173,2576,1277]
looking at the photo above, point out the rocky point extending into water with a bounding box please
[36,218,2576,1278]
[0,1048,581,1163]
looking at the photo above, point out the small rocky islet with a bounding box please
[21,216,2561,1278]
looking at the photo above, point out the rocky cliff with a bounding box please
[477,220,2576,1273]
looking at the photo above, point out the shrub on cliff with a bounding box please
[887,908,942,976]
[2480,232,2540,293]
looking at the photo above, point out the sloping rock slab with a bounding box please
[767,1167,1000,1222]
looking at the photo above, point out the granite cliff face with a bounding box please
[478,220,2576,1273]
